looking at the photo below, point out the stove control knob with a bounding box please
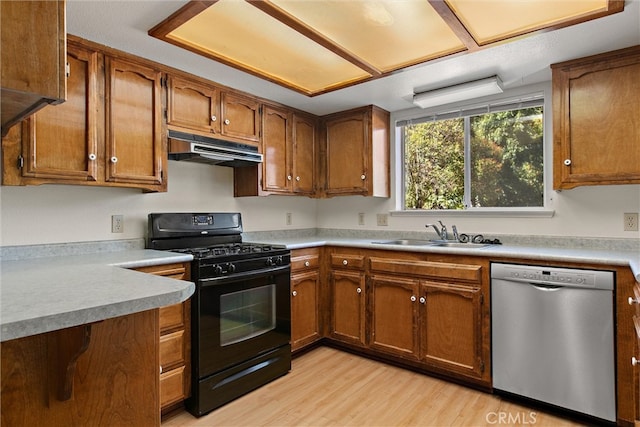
[266,257,274,266]
[275,256,283,266]
[227,263,236,273]
[214,265,224,275]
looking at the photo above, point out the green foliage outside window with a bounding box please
[403,107,544,210]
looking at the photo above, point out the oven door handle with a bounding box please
[199,265,290,286]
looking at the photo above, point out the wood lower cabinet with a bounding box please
[329,252,366,346]
[1,0,66,136]
[133,262,191,414]
[291,248,322,351]
[552,45,640,189]
[1,36,167,192]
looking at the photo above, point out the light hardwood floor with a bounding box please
[162,346,585,427]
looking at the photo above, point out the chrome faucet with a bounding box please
[426,220,448,241]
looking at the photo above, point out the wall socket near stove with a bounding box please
[111,214,124,233]
[624,212,638,231]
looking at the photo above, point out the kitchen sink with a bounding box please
[430,241,490,248]
[373,239,434,246]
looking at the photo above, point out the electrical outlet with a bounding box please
[358,213,365,226]
[286,212,292,226]
[111,215,124,233]
[624,212,639,231]
[376,213,389,226]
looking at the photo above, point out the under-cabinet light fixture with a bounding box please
[413,76,504,109]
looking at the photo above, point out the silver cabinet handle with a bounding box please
[110,156,118,163]
[287,175,292,181]
[304,261,310,267]
[224,119,230,125]
[356,287,362,294]
[296,176,300,181]
[564,159,571,166]
[88,153,97,161]
[629,296,639,305]
[360,174,366,180]
[160,365,163,374]
[342,259,348,265]
[292,290,297,297]
[633,357,638,366]
[419,297,426,304]
[211,115,217,122]
[410,295,416,302]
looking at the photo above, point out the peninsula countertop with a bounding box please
[1,249,194,342]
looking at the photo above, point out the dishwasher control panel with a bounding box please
[491,263,614,290]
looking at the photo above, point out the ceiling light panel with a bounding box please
[269,0,466,73]
[165,0,370,94]
[446,0,611,45]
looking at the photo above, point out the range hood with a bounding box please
[168,129,263,167]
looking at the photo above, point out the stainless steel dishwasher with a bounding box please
[491,263,615,422]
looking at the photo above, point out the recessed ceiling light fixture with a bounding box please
[413,75,504,109]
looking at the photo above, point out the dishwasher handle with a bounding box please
[532,283,562,291]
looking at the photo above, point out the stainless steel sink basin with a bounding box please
[430,241,490,248]
[373,239,434,246]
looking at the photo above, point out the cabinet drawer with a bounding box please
[160,329,186,370]
[369,257,482,284]
[159,303,185,332]
[160,365,186,408]
[134,262,188,280]
[330,254,365,270]
[292,254,320,271]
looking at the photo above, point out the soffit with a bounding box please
[149,0,622,97]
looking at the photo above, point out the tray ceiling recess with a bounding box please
[149,0,623,96]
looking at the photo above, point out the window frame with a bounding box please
[392,83,554,218]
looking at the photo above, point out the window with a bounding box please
[400,97,544,210]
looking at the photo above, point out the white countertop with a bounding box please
[0,250,194,342]
[252,236,640,282]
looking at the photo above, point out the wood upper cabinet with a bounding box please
[1,37,167,192]
[167,75,220,135]
[105,56,165,188]
[292,113,317,195]
[321,105,389,197]
[291,248,322,352]
[262,104,293,193]
[552,45,640,189]
[1,0,66,136]
[220,92,260,144]
[18,42,99,183]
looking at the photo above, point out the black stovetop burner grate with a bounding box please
[172,243,285,259]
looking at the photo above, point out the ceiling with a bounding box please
[66,0,640,116]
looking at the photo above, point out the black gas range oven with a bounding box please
[147,212,291,417]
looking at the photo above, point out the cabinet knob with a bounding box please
[410,295,417,302]
[629,296,639,305]
[292,290,297,297]
[211,115,217,122]
[342,259,348,265]
[633,357,639,366]
[160,365,163,374]
[110,156,118,163]
[419,297,426,304]
[360,174,366,180]
[88,153,97,161]
[356,287,362,294]
[563,159,572,166]
[296,176,300,181]
[304,261,310,267]
[287,175,292,181]
[224,119,230,125]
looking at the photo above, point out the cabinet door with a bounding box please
[291,270,321,351]
[167,75,220,135]
[329,270,366,346]
[220,92,260,144]
[420,281,484,379]
[324,111,368,195]
[21,43,99,182]
[369,275,420,359]
[292,114,316,195]
[553,47,640,189]
[105,57,165,188]
[262,105,292,193]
